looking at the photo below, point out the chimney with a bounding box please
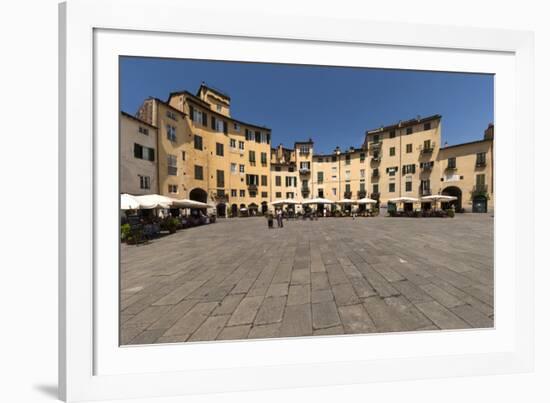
[484,123,494,140]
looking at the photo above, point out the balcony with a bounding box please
[445,164,457,171]
[247,184,258,192]
[421,164,433,172]
[301,187,310,195]
[420,188,432,196]
[357,190,367,199]
[371,155,382,163]
[476,160,487,168]
[371,192,380,200]
[472,184,488,195]
[372,169,380,178]
[421,142,435,154]
[299,167,311,175]
[369,141,383,150]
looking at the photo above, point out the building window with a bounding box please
[405,181,412,192]
[360,169,365,179]
[230,138,236,148]
[275,192,282,198]
[216,142,224,156]
[239,189,245,197]
[359,182,365,192]
[389,147,396,156]
[254,131,261,143]
[261,191,268,198]
[181,151,186,161]
[133,143,155,161]
[300,161,310,170]
[373,134,380,143]
[166,125,176,142]
[249,150,256,163]
[261,175,268,186]
[406,144,412,153]
[194,135,203,150]
[345,183,351,193]
[275,176,281,186]
[317,171,324,184]
[231,189,237,197]
[286,176,297,187]
[245,129,253,141]
[299,145,310,155]
[239,164,245,173]
[389,130,396,138]
[373,184,379,194]
[331,155,337,162]
[402,164,416,174]
[216,104,222,112]
[476,152,487,166]
[288,166,295,173]
[424,122,431,131]
[139,126,149,135]
[168,184,178,193]
[166,110,178,121]
[246,174,259,186]
[261,152,268,165]
[286,192,294,199]
[233,123,240,132]
[332,188,337,196]
[318,189,324,198]
[345,154,351,165]
[194,165,204,180]
[238,141,245,150]
[216,170,224,188]
[167,154,177,176]
[406,127,413,135]
[230,163,237,174]
[139,175,150,190]
[360,153,365,162]
[275,166,281,172]
[389,183,396,192]
[211,116,227,133]
[345,170,350,181]
[387,167,397,177]
[476,174,486,185]
[421,179,431,193]
[448,157,457,169]
[190,106,207,126]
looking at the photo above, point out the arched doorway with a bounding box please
[442,186,462,210]
[216,203,226,217]
[239,203,247,217]
[261,201,268,215]
[472,195,487,213]
[248,203,258,216]
[231,203,238,217]
[189,188,208,203]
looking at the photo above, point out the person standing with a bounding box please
[277,209,283,228]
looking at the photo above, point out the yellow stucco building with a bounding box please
[121,85,494,215]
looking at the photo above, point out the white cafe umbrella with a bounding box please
[120,193,141,210]
[135,194,173,209]
[388,197,419,204]
[357,197,377,204]
[171,198,212,208]
[336,198,356,204]
[271,198,300,205]
[302,197,335,205]
[420,195,457,202]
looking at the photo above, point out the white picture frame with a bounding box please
[59,0,534,401]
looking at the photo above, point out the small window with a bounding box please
[345,154,351,165]
[373,184,379,193]
[373,134,380,143]
[389,183,396,192]
[317,171,324,184]
[238,141,245,150]
[390,147,396,156]
[389,130,396,138]
[406,144,412,153]
[216,104,222,112]
[233,123,240,132]
[139,175,151,190]
[231,189,237,197]
[194,165,204,180]
[166,125,176,142]
[194,135,203,150]
[181,151,186,161]
[275,192,282,198]
[405,181,412,192]
[424,122,431,131]
[261,152,268,165]
[166,110,178,121]
[448,157,456,169]
[168,184,178,193]
[406,127,413,135]
[216,142,224,156]
[261,192,268,198]
[275,166,281,172]
[230,138,236,148]
[261,175,268,186]
[275,176,281,186]
[230,163,237,174]
[239,164,245,173]
[216,170,225,188]
[138,126,149,135]
[360,153,365,162]
[249,150,256,163]
[239,189,245,197]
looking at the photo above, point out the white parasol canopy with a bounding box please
[388,197,419,204]
[120,193,141,210]
[171,198,212,208]
[420,195,457,202]
[302,197,335,205]
[336,198,356,204]
[357,197,377,204]
[270,198,300,205]
[135,194,173,209]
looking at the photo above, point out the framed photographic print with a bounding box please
[59,0,534,401]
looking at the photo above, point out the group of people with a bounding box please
[267,209,285,228]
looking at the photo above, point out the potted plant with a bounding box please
[120,223,131,241]
[167,217,178,233]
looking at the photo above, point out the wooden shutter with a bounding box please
[202,111,207,126]
[149,148,155,162]
[134,143,142,159]
[223,121,228,134]
[412,164,416,174]
[211,116,216,129]
[189,105,194,121]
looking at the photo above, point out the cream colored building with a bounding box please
[120,112,159,195]
[122,84,494,215]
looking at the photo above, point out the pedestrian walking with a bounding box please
[276,209,284,228]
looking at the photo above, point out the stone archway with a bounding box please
[261,201,268,215]
[189,188,208,203]
[442,186,462,210]
[231,203,238,217]
[216,203,226,217]
[472,195,487,213]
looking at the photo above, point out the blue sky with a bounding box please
[120,57,493,154]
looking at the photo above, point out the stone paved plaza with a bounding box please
[120,214,494,345]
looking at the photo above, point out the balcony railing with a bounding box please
[472,184,488,194]
[344,191,352,199]
[372,169,380,177]
[299,168,311,175]
[421,163,433,171]
[421,143,435,153]
[476,160,487,168]
[445,164,457,171]
[301,187,310,195]
[357,190,367,199]
[369,141,383,150]
[420,188,432,196]
[247,184,258,192]
[371,192,380,200]
[371,155,382,163]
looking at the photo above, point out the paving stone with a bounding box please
[371,263,406,282]
[254,296,287,325]
[227,296,264,326]
[146,299,198,330]
[287,284,311,306]
[415,301,471,330]
[266,282,289,297]
[291,268,311,285]
[152,280,206,306]
[248,323,281,339]
[392,280,433,303]
[279,304,313,337]
[312,301,341,330]
[217,325,251,340]
[188,315,230,341]
[127,329,167,345]
[313,326,345,336]
[311,289,334,303]
[163,302,218,336]
[419,283,465,308]
[363,296,412,333]
[311,272,330,291]
[338,304,376,334]
[124,305,174,327]
[212,293,246,316]
[451,304,494,328]
[331,283,361,306]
